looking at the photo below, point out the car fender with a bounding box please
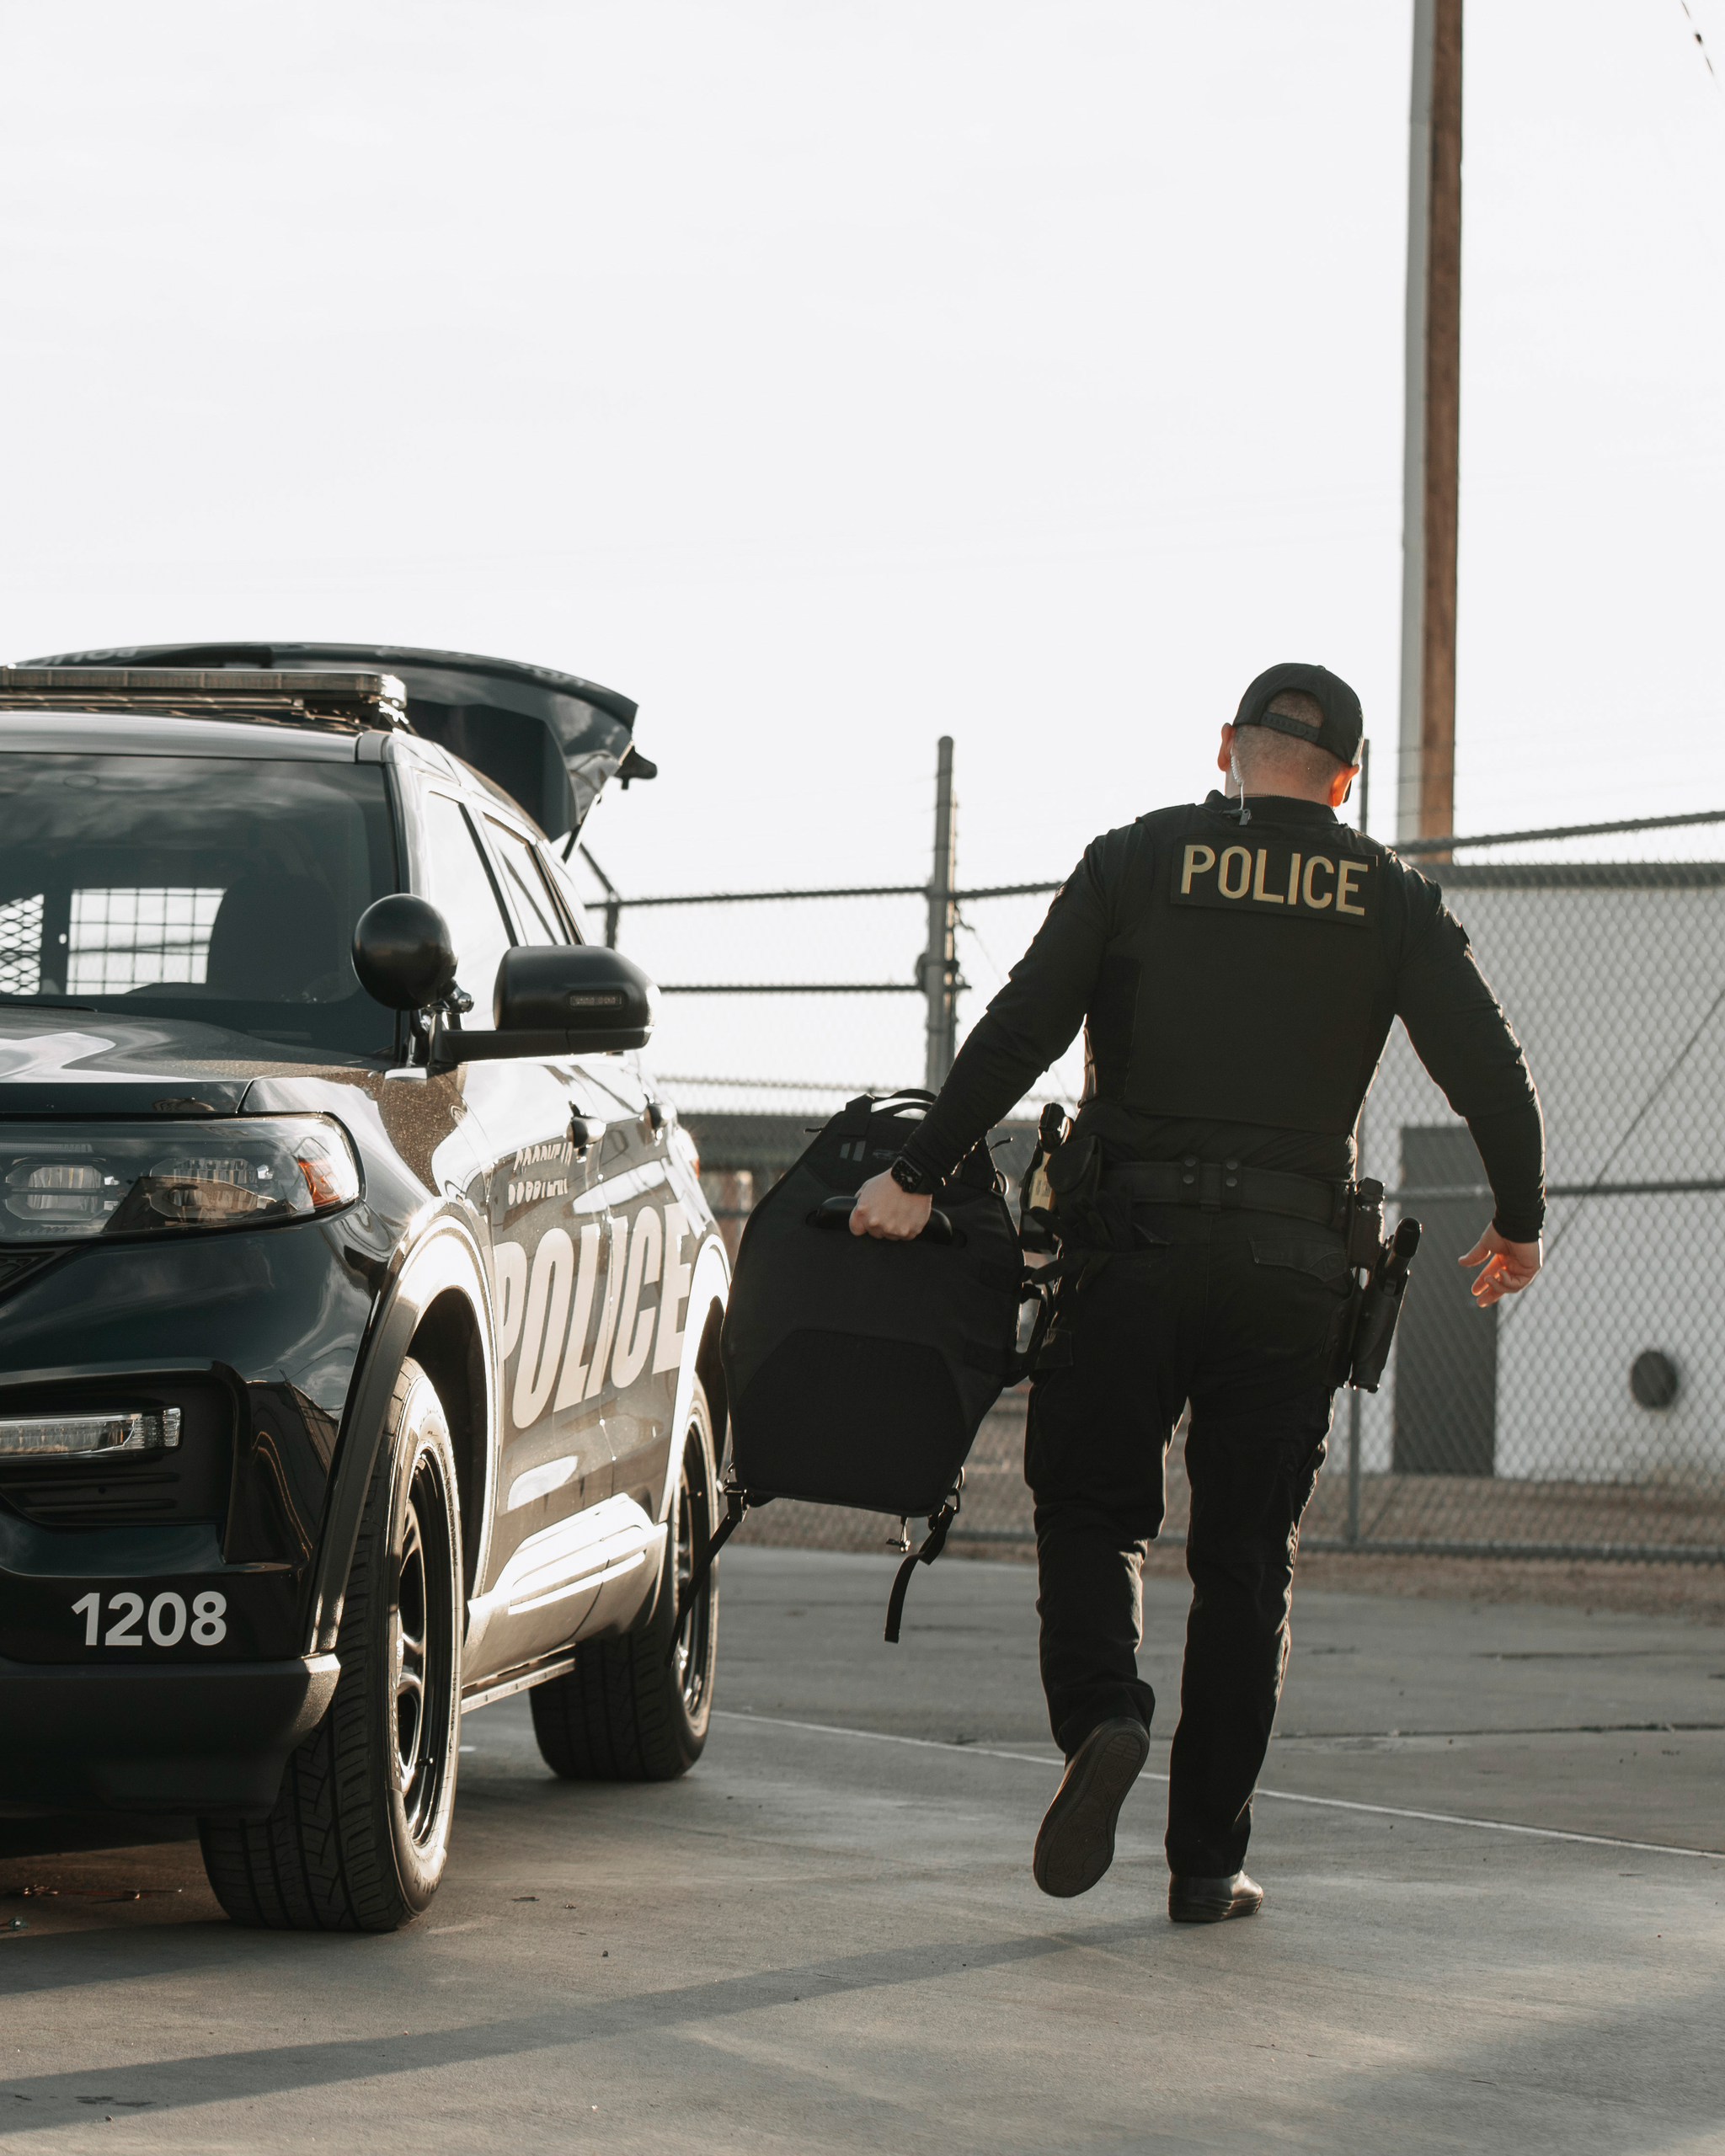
[306,1211,498,1656]
[654,1228,730,1528]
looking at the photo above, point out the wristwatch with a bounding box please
[889,1155,937,1197]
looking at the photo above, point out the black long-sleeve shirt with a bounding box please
[901,793,1545,1241]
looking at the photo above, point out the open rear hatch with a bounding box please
[20,640,651,839]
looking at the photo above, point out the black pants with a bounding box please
[1025,1203,1348,1877]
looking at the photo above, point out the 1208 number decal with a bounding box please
[72,1590,227,1648]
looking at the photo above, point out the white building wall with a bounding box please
[1341,871,1725,1486]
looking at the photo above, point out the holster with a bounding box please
[1017,1102,1070,1255]
[1043,1134,1140,1257]
[1347,1214,1422,1394]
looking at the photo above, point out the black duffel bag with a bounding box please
[713,1091,1027,1639]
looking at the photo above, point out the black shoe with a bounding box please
[1167,1871,1264,1924]
[1032,1716,1151,1899]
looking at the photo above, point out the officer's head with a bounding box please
[1218,662,1363,809]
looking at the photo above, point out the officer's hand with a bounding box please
[1459,1226,1542,1307]
[849,1170,932,1241]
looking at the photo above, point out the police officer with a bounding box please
[850,661,1544,1923]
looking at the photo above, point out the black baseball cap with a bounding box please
[1232,662,1364,765]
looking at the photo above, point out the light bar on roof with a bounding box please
[0,667,409,731]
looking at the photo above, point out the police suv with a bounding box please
[0,643,729,1932]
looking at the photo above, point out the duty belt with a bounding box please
[1103,1157,1350,1233]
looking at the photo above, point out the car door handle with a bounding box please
[569,1114,606,1152]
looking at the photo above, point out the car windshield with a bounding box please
[0,753,397,1055]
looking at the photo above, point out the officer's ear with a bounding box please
[1217,723,1236,777]
[1329,761,1361,810]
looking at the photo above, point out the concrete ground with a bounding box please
[2,1546,1721,2154]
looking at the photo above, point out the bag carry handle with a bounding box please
[808,1193,962,1246]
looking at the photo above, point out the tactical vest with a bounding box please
[1092,798,1407,1135]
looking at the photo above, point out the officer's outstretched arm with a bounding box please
[1458,1226,1542,1308]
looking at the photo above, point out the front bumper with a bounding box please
[0,1652,339,1817]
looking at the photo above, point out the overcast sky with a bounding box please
[3,3,1722,1092]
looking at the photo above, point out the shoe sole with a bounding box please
[1168,1886,1265,1924]
[1032,1721,1151,1898]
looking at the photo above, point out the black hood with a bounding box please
[0,1008,374,1116]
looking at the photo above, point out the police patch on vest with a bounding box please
[1169,838,1374,926]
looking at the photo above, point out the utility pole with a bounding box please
[1397,0,1463,852]
[921,736,959,1092]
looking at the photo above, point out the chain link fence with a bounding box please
[1314,853,1725,1563]
[581,807,1725,1568]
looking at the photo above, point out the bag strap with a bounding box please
[670,1485,749,1654]
[884,1481,961,1644]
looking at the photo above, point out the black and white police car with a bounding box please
[0,643,729,1931]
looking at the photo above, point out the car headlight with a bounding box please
[0,1408,181,1457]
[0,1117,360,1242]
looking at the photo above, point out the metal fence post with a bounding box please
[1347,739,1369,1546]
[1346,1389,1362,1546]
[1346,1112,1365,1548]
[922,735,959,1092]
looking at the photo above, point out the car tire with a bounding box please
[198,1358,463,1931]
[529,1380,719,1781]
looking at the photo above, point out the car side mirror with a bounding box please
[425,944,658,1070]
[353,895,458,1011]
[494,946,657,1051]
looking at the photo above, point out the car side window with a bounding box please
[485,819,566,947]
[421,791,512,1024]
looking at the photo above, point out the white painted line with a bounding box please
[716,1710,1062,1770]
[713,1709,1725,1863]
[1235,1784,1725,1862]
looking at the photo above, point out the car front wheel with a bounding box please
[199,1358,463,1931]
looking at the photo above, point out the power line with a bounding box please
[1680,0,1719,87]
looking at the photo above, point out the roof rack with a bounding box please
[0,667,411,733]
